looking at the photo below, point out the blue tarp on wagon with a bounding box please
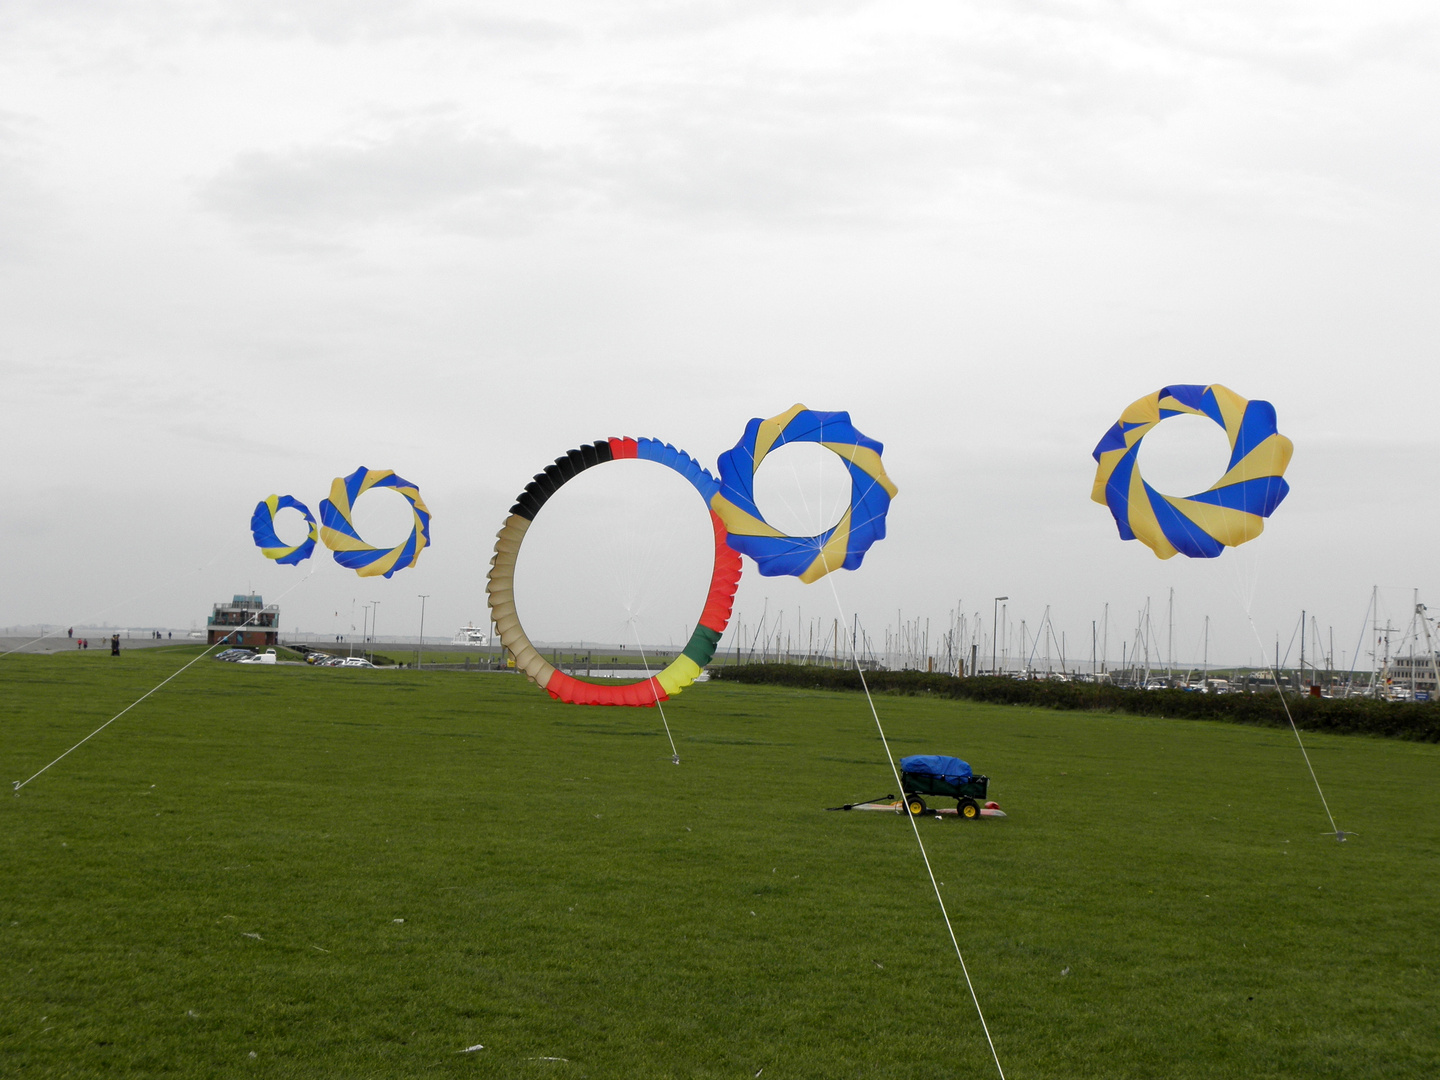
[898,755,971,785]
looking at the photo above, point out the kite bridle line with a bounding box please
[12,561,321,794]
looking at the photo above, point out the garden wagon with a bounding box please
[899,755,989,820]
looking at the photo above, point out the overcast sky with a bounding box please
[3,1,1438,671]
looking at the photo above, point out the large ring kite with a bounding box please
[1091,383,1293,559]
[319,467,432,578]
[249,494,317,566]
[486,438,743,707]
[712,404,898,582]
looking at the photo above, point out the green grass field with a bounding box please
[3,648,1437,1079]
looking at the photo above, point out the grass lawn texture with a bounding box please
[2,648,1437,1079]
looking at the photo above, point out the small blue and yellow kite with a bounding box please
[249,494,318,566]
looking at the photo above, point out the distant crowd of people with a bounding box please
[69,634,121,654]
[66,626,170,651]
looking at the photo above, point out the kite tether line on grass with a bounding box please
[1242,613,1346,841]
[1226,549,1345,842]
[826,575,1007,1080]
[14,643,227,794]
[626,616,680,764]
[12,567,318,795]
[770,418,1003,1077]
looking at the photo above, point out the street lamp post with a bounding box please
[416,595,429,670]
[371,602,381,653]
[992,596,1008,675]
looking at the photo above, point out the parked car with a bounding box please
[214,648,255,662]
[340,657,376,668]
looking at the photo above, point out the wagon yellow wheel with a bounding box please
[907,796,927,817]
[958,798,980,820]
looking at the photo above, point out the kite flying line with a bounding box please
[1221,540,1346,842]
[752,413,1003,1079]
[826,573,1007,1080]
[1241,612,1345,840]
[1092,384,1342,839]
[14,640,232,794]
[12,565,319,795]
[626,618,681,764]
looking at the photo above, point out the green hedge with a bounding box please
[709,665,1440,742]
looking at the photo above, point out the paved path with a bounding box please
[0,634,195,655]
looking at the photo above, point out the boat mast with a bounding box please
[1167,587,1174,682]
[1371,584,1379,695]
[1301,610,1313,694]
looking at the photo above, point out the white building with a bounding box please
[1385,654,1439,695]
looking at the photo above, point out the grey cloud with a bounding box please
[609,0,872,37]
[1110,1,1440,85]
[588,34,1181,227]
[0,1,577,45]
[210,2,578,45]
[201,108,961,247]
[198,2,1440,248]
[202,124,593,243]
[0,113,50,261]
[596,84,965,228]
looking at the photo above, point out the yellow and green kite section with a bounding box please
[1091,383,1293,560]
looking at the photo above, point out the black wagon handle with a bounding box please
[826,793,896,811]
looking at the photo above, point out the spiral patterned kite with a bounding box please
[319,467,432,578]
[249,494,317,566]
[712,404,897,582]
[1091,383,1292,559]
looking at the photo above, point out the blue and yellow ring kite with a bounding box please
[713,404,898,582]
[249,494,318,566]
[1091,383,1292,560]
[319,467,432,578]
